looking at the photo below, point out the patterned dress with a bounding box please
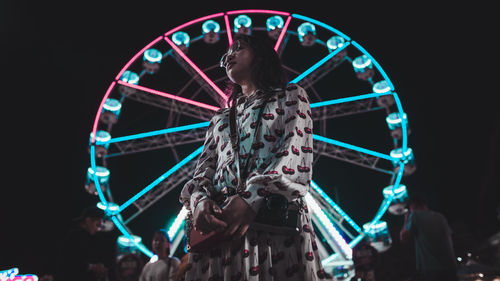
[179,84,331,281]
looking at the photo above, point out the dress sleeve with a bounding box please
[179,117,218,211]
[241,85,313,213]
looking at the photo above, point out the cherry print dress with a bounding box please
[179,84,332,281]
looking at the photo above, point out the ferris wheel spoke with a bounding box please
[311,97,382,121]
[105,124,207,158]
[224,14,233,46]
[164,37,229,103]
[273,16,292,51]
[305,192,352,260]
[313,134,399,170]
[310,180,362,234]
[117,146,203,214]
[124,161,197,224]
[102,123,208,158]
[289,41,350,84]
[117,81,220,112]
[111,216,154,257]
[310,92,391,108]
[121,84,215,120]
[99,122,209,145]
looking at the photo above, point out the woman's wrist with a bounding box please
[193,196,209,212]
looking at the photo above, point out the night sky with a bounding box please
[2,0,498,277]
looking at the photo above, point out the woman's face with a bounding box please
[223,40,254,84]
[151,233,169,255]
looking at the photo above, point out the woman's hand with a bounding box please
[193,198,227,234]
[221,195,257,239]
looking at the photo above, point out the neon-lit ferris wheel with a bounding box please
[86,9,415,272]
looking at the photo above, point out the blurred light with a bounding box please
[352,55,372,71]
[117,234,142,247]
[149,255,159,263]
[372,80,391,94]
[143,48,163,64]
[120,70,139,84]
[0,268,19,279]
[202,20,220,33]
[171,31,190,47]
[327,36,345,52]
[305,193,352,259]
[97,201,119,213]
[167,206,189,240]
[297,22,316,42]
[266,15,284,31]
[457,257,462,262]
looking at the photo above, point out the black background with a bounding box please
[2,0,498,276]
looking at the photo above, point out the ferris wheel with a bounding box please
[86,9,415,275]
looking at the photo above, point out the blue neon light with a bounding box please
[310,92,391,108]
[112,216,154,257]
[90,145,109,205]
[289,41,350,84]
[392,93,408,152]
[310,180,362,233]
[351,41,394,91]
[312,134,396,162]
[118,146,204,213]
[291,14,351,41]
[97,122,210,145]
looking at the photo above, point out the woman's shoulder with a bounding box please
[208,107,230,126]
[285,83,306,95]
[282,84,310,104]
[213,107,230,116]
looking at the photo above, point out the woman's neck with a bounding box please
[240,82,257,97]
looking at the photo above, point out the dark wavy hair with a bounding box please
[224,34,288,107]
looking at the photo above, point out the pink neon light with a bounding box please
[224,14,233,46]
[164,37,229,102]
[117,81,220,111]
[227,9,290,16]
[164,13,225,36]
[114,36,163,81]
[92,81,116,143]
[274,16,292,51]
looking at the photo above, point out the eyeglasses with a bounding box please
[220,40,242,68]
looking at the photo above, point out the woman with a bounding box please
[139,229,181,281]
[179,34,330,280]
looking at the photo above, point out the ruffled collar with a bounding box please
[236,87,283,106]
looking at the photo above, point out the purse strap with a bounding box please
[229,92,269,193]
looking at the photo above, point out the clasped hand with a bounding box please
[192,195,256,240]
